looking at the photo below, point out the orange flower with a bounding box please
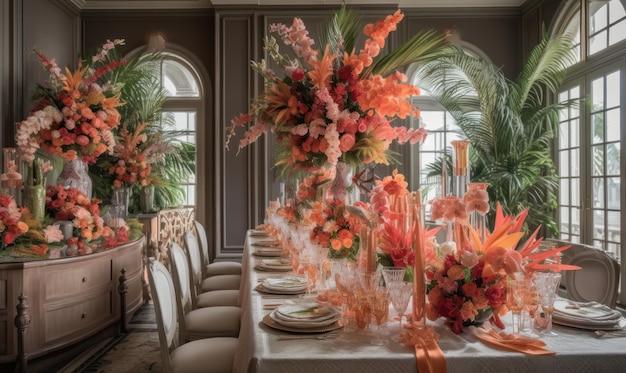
[308,45,337,89]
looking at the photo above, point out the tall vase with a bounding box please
[140,184,155,213]
[57,158,92,199]
[467,182,490,243]
[409,201,427,328]
[451,140,470,248]
[111,186,131,217]
[330,162,353,204]
[22,159,46,221]
[1,148,23,203]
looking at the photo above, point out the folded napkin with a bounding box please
[474,327,555,356]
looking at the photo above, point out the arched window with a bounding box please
[157,52,203,208]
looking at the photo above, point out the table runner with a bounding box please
[233,230,626,373]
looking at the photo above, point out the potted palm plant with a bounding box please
[89,47,196,212]
[415,29,578,236]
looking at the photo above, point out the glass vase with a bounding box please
[57,158,92,199]
[451,139,470,247]
[111,186,131,217]
[467,182,490,243]
[140,184,155,213]
[330,161,354,204]
[1,148,22,203]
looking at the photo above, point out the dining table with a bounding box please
[233,229,626,373]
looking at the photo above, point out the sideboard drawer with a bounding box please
[44,291,113,343]
[45,258,112,300]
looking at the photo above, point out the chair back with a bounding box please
[169,243,194,342]
[194,220,210,274]
[184,231,204,292]
[565,248,620,308]
[147,258,177,372]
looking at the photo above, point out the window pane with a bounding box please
[608,177,620,208]
[592,77,605,109]
[571,148,580,177]
[560,178,570,204]
[590,3,608,33]
[593,178,605,208]
[591,113,604,143]
[606,71,621,108]
[609,19,626,45]
[570,118,579,147]
[609,0,626,23]
[593,210,605,239]
[559,150,570,177]
[571,178,580,207]
[589,30,607,54]
[591,145,604,176]
[559,122,569,148]
[606,109,620,142]
[607,143,621,175]
[162,59,200,97]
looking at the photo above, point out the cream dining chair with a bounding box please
[169,243,240,343]
[194,220,242,277]
[547,239,620,308]
[147,258,238,373]
[183,231,239,307]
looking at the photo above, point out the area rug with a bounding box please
[59,304,162,372]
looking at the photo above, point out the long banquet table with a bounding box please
[233,230,626,373]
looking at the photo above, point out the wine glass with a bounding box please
[370,288,390,345]
[520,280,541,338]
[533,271,562,337]
[354,288,371,332]
[382,266,406,287]
[506,277,528,335]
[388,282,412,341]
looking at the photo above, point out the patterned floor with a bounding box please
[59,304,162,373]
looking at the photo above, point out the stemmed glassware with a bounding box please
[388,281,412,341]
[520,280,541,338]
[370,287,391,345]
[382,266,406,287]
[533,271,562,337]
[506,276,529,335]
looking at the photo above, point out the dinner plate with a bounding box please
[263,276,308,291]
[254,283,306,295]
[262,314,343,333]
[249,229,268,237]
[553,299,621,321]
[252,250,286,258]
[270,309,340,328]
[255,263,293,272]
[253,240,281,248]
[275,303,338,320]
[553,316,626,331]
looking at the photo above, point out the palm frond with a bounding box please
[319,4,361,57]
[365,30,449,78]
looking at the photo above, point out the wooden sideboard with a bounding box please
[0,237,145,366]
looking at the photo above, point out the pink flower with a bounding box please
[338,133,356,152]
[44,224,64,243]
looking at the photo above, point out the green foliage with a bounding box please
[416,30,578,236]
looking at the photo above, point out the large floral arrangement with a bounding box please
[45,185,113,254]
[225,6,445,173]
[425,202,580,334]
[16,39,126,164]
[108,122,160,188]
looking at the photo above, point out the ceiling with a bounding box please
[68,0,527,10]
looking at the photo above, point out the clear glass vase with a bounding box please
[57,158,92,199]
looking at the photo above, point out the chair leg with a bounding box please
[118,268,128,334]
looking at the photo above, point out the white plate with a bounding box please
[275,303,336,320]
[553,299,621,321]
[270,309,340,328]
[263,276,308,291]
[553,316,626,331]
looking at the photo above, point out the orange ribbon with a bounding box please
[414,339,447,373]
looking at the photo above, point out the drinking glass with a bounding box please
[389,282,412,341]
[533,271,562,337]
[520,280,540,339]
[370,288,390,345]
[354,288,371,332]
[382,266,406,287]
[506,277,529,335]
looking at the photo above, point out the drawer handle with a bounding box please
[81,312,87,319]
[82,277,87,283]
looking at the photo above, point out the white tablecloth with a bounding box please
[233,230,626,373]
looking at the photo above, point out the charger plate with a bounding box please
[255,283,306,295]
[262,314,343,333]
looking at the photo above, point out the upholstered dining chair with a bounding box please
[194,220,242,277]
[183,231,239,307]
[169,243,240,343]
[147,258,238,373]
[185,228,241,292]
[565,248,620,308]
